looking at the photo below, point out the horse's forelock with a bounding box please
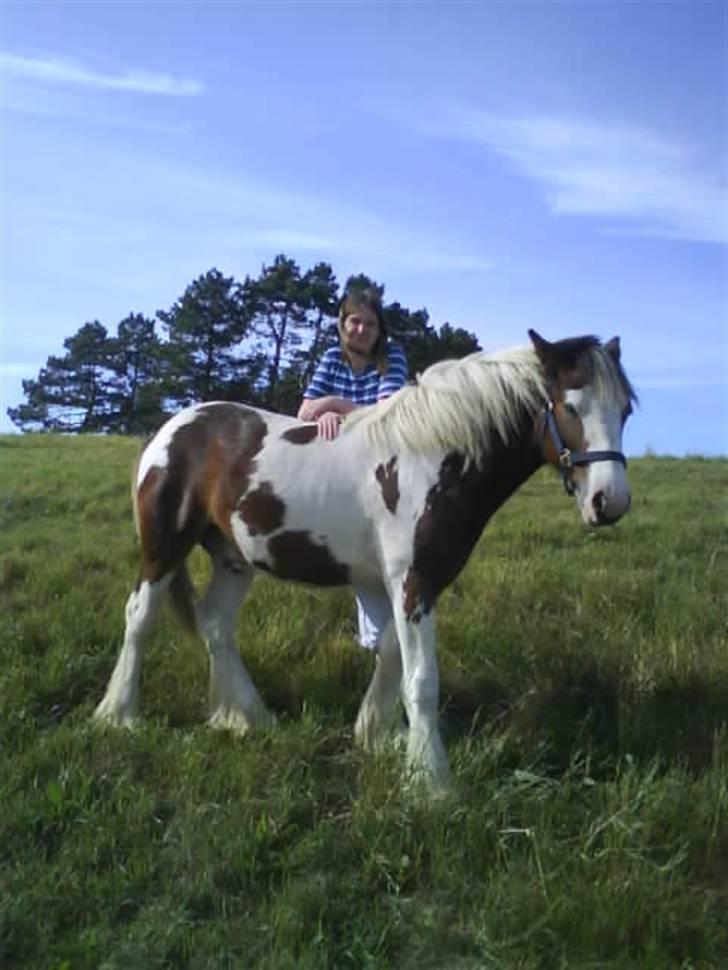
[587,344,638,407]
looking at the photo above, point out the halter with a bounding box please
[544,402,627,496]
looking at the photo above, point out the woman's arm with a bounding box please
[297,396,360,421]
[377,343,408,400]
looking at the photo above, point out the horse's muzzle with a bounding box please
[589,490,631,526]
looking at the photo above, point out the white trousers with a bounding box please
[354,585,393,650]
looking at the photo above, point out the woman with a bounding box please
[297,287,408,649]
[298,287,408,440]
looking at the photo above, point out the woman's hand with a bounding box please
[316,411,343,440]
[298,397,357,421]
[298,398,325,421]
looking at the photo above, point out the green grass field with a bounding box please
[1,434,726,969]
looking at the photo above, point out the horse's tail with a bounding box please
[168,564,199,637]
[130,434,198,637]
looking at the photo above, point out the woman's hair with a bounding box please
[338,287,389,374]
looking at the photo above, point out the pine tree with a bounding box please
[8,321,113,432]
[157,268,252,408]
[105,314,166,433]
[272,261,342,408]
[386,305,481,377]
[7,256,484,433]
[298,261,340,385]
[245,255,308,410]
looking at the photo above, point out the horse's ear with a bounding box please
[604,336,621,363]
[528,329,550,357]
[529,329,557,372]
[529,330,564,381]
[530,330,590,389]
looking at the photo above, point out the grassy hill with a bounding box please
[1,433,726,969]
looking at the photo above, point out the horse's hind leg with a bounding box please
[94,574,172,726]
[197,552,275,736]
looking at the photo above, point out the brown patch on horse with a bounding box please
[136,404,268,581]
[401,454,473,621]
[180,405,269,544]
[541,395,586,471]
[198,405,269,522]
[403,437,543,621]
[266,530,350,586]
[402,571,424,624]
[238,481,286,536]
[136,465,206,582]
[375,457,399,514]
[282,424,318,444]
[201,524,248,573]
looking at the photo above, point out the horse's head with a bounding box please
[530,330,636,527]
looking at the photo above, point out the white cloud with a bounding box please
[3,146,496,306]
[227,229,339,252]
[0,52,204,96]
[377,100,727,244]
[119,159,495,276]
[1,89,193,133]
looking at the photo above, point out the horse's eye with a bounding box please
[564,403,579,419]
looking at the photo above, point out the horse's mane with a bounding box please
[344,341,634,463]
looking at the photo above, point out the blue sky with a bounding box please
[1,0,726,455]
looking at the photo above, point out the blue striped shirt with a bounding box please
[303,343,408,404]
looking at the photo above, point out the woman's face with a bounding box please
[342,306,380,357]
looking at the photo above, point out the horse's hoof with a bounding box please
[208,706,277,736]
[355,711,406,752]
[92,704,137,729]
[208,709,252,736]
[404,772,450,802]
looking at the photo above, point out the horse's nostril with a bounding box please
[592,491,607,519]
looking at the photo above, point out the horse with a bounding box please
[94,330,636,793]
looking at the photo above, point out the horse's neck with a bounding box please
[419,393,545,516]
[449,433,543,533]
[409,422,543,609]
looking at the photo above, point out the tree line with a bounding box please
[8,255,480,434]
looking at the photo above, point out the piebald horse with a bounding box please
[95,331,636,792]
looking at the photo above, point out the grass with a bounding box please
[1,434,726,968]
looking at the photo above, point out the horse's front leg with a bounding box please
[355,620,403,751]
[392,598,449,795]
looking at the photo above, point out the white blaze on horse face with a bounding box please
[137,405,204,487]
[565,386,630,526]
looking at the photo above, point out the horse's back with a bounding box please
[132,401,382,585]
[137,401,299,487]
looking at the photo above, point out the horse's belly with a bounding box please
[226,433,401,588]
[230,496,374,587]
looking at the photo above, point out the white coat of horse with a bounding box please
[95,331,636,793]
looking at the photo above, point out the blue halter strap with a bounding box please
[544,402,627,496]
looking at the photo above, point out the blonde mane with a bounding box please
[344,346,548,463]
[344,342,631,463]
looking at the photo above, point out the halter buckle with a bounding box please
[543,399,626,500]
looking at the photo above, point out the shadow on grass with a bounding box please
[30,640,725,784]
[439,665,728,776]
